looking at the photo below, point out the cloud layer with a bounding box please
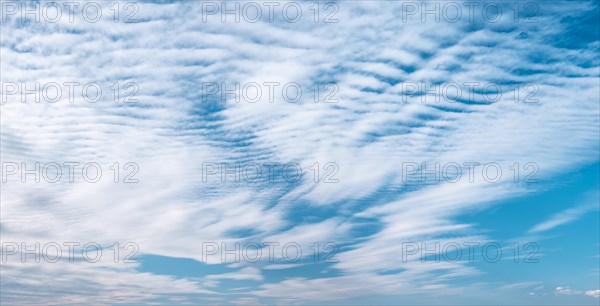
[1,0,599,304]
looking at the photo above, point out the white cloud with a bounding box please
[555,286,580,295]
[1,0,598,304]
[529,191,599,233]
[555,287,600,298]
[585,290,600,298]
[206,267,263,282]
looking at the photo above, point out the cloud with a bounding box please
[529,191,599,233]
[500,281,543,290]
[555,287,600,298]
[585,290,600,298]
[555,286,581,295]
[206,267,264,282]
[1,0,599,304]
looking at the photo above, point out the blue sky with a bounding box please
[0,0,599,305]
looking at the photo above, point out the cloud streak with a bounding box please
[1,0,599,304]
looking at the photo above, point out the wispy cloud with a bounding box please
[529,191,599,233]
[1,0,598,304]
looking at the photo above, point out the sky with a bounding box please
[0,0,599,305]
